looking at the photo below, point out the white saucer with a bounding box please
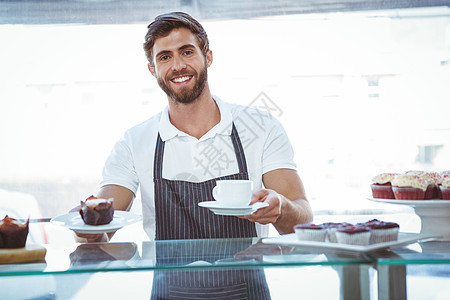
[198,201,269,216]
[51,211,142,234]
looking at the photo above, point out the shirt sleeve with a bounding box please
[100,135,139,195]
[262,116,297,174]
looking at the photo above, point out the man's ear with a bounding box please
[206,50,213,68]
[148,63,155,76]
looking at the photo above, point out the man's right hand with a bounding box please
[73,232,109,243]
[70,203,110,243]
[70,185,135,243]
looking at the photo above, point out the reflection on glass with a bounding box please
[148,238,271,299]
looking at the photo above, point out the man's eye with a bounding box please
[183,50,193,56]
[160,55,170,61]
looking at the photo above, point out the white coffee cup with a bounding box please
[212,180,253,207]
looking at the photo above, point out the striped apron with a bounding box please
[153,123,257,240]
[150,123,270,299]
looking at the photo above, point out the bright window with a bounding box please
[1,2,449,236]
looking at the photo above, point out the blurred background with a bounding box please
[0,0,449,239]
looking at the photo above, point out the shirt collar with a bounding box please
[158,96,233,142]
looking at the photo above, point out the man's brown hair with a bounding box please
[143,12,209,68]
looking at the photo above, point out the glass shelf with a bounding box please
[2,236,450,277]
[369,240,450,265]
[0,237,374,277]
[2,237,450,300]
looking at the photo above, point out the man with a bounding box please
[80,11,312,243]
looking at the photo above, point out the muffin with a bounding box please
[321,222,352,243]
[79,196,114,225]
[335,226,371,246]
[294,224,327,242]
[0,215,29,248]
[371,173,398,199]
[362,220,399,244]
[439,177,450,200]
[391,174,428,200]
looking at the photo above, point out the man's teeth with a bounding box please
[172,76,191,83]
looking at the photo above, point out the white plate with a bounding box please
[368,197,450,207]
[51,211,142,234]
[262,232,440,254]
[198,201,269,216]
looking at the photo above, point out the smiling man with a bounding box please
[150,28,209,105]
[88,11,313,243]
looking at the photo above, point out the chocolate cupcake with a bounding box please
[79,196,114,225]
[0,215,29,248]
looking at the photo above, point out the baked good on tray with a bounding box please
[294,219,401,246]
[321,222,352,243]
[335,226,372,246]
[79,196,114,225]
[359,219,400,244]
[391,174,428,200]
[0,215,29,248]
[293,224,327,242]
[370,173,398,199]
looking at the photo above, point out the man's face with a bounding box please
[150,27,212,104]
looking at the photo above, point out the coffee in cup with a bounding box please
[212,180,253,207]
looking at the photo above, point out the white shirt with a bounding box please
[101,97,297,240]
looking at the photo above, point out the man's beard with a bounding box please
[157,66,207,104]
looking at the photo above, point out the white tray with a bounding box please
[262,232,440,254]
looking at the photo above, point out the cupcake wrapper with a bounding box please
[435,186,442,199]
[371,184,395,199]
[0,227,29,248]
[424,185,435,200]
[392,187,426,200]
[369,227,399,244]
[295,229,327,242]
[335,231,371,246]
[80,207,114,225]
[440,186,450,200]
[327,228,339,243]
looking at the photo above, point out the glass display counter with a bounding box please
[0,224,449,299]
[369,240,450,300]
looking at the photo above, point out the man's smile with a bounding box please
[171,75,193,84]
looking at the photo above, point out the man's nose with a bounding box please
[171,56,186,71]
